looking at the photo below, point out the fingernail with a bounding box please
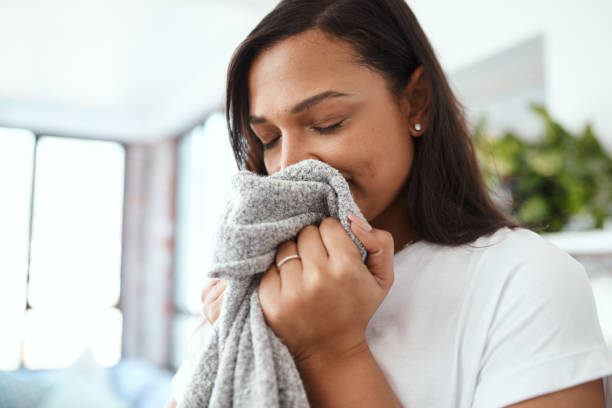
[348,213,372,232]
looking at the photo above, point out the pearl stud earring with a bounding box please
[414,123,422,131]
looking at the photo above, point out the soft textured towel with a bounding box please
[179,158,368,408]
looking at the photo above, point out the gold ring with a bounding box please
[276,254,301,268]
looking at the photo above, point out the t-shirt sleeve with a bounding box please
[471,238,612,408]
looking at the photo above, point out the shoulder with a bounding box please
[401,227,585,284]
[468,227,588,293]
[462,228,612,407]
[471,226,578,263]
[467,228,605,374]
[395,226,594,326]
[407,227,598,346]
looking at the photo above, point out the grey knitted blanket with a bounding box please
[179,159,368,408]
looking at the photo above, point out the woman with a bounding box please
[169,0,612,406]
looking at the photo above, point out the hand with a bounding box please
[201,278,227,325]
[258,215,395,365]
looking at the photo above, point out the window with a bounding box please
[0,129,125,370]
[0,128,35,370]
[173,113,237,369]
[449,34,546,138]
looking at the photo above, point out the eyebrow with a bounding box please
[249,90,352,124]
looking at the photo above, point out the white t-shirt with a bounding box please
[172,227,612,407]
[369,227,612,407]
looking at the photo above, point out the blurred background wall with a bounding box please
[0,1,611,407]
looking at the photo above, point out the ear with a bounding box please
[399,66,430,138]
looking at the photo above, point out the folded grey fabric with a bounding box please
[179,159,368,408]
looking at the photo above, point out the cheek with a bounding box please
[262,149,281,175]
[351,135,414,214]
[374,113,415,172]
[379,136,414,189]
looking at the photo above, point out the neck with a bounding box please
[370,186,418,254]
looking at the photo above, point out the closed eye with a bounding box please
[262,135,280,150]
[312,120,344,134]
[261,120,345,150]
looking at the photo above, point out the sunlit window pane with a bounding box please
[0,128,34,313]
[175,113,237,315]
[28,136,125,309]
[23,308,122,369]
[0,127,35,370]
[0,314,25,370]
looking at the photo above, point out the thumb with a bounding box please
[347,214,395,290]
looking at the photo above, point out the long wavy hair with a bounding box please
[224,0,518,245]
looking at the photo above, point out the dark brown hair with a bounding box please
[225,0,518,245]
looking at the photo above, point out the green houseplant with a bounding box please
[472,104,612,232]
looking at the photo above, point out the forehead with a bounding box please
[248,30,372,115]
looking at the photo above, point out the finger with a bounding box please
[275,240,303,291]
[201,278,220,303]
[295,224,328,269]
[204,292,224,325]
[318,217,362,261]
[203,279,227,305]
[259,263,281,316]
[347,214,395,290]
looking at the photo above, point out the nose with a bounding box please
[279,132,316,171]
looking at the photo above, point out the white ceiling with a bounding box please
[2,0,611,148]
[0,0,278,143]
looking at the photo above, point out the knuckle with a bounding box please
[334,253,354,270]
[202,292,211,305]
[260,268,274,285]
[330,256,359,277]
[320,217,339,230]
[259,267,277,295]
[264,304,282,323]
[307,271,324,289]
[203,285,225,306]
[299,224,318,236]
[346,243,362,259]
[380,230,394,245]
[201,281,215,301]
[337,267,360,286]
[212,299,222,312]
[310,263,324,276]
[278,240,294,251]
[204,306,214,323]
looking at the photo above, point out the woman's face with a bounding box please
[248,29,416,224]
